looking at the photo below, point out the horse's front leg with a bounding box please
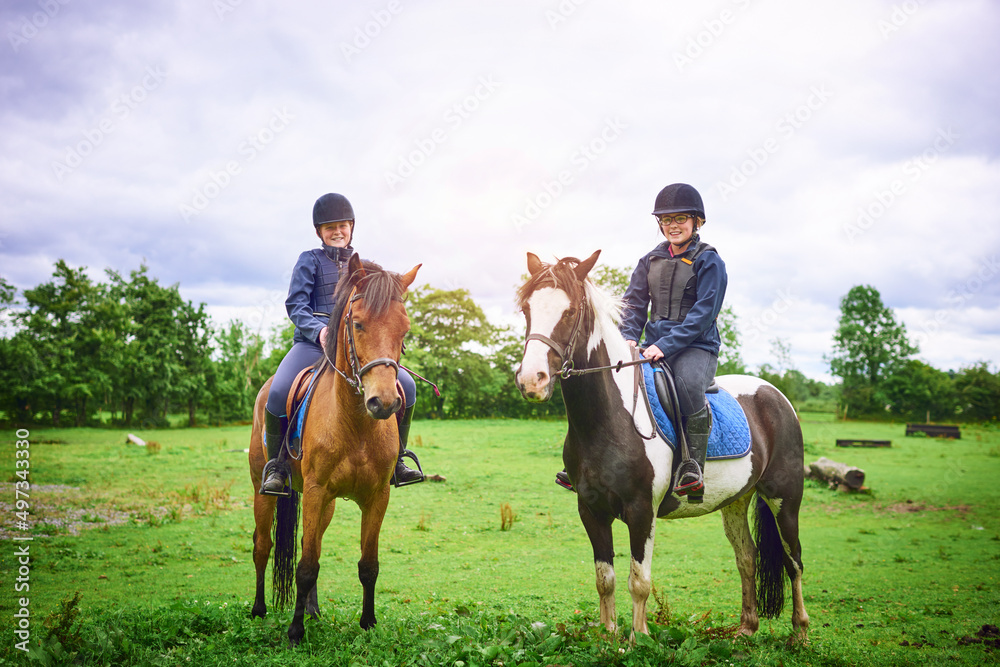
[720,494,758,636]
[305,499,337,618]
[358,486,390,630]
[250,493,276,619]
[579,499,617,633]
[625,504,656,641]
[288,486,331,647]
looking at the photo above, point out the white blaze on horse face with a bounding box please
[519,287,571,396]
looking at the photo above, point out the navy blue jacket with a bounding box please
[286,245,354,345]
[619,237,728,359]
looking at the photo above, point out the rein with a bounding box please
[324,287,400,396]
[522,288,656,440]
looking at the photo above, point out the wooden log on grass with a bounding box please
[126,433,147,446]
[906,423,961,439]
[836,439,891,448]
[807,456,865,491]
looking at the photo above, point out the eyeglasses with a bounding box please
[657,214,693,226]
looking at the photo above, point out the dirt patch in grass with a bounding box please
[883,500,973,515]
[0,479,239,539]
[0,483,133,538]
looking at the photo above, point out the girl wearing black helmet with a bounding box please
[259,193,424,495]
[620,183,728,501]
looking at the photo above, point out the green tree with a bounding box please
[206,320,267,424]
[13,260,97,425]
[405,285,505,418]
[173,300,213,426]
[591,264,631,298]
[716,305,745,375]
[827,285,917,416]
[883,359,957,421]
[758,338,810,405]
[953,362,1000,422]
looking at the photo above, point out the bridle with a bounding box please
[521,281,657,441]
[523,288,651,379]
[523,297,587,379]
[325,286,400,395]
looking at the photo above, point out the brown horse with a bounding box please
[248,253,420,646]
[515,251,809,642]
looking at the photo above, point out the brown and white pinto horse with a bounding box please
[248,254,420,646]
[515,251,809,642]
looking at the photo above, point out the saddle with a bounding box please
[283,367,320,461]
[640,361,751,461]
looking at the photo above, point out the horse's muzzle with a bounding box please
[366,395,402,420]
[516,367,554,402]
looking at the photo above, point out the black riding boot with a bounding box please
[259,409,290,496]
[674,405,709,502]
[392,404,424,487]
[555,470,574,492]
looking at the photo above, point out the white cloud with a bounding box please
[1,0,998,381]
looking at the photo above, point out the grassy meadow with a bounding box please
[1,414,998,665]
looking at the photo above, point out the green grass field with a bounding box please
[1,415,998,665]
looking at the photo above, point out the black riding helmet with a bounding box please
[652,183,705,223]
[313,193,355,244]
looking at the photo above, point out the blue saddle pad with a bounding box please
[641,365,751,460]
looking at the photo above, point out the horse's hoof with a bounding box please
[287,625,304,648]
[359,615,377,631]
[250,606,266,619]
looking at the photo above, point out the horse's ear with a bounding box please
[348,252,365,279]
[574,249,601,281]
[400,264,421,291]
[527,252,544,277]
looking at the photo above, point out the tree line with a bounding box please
[0,263,996,427]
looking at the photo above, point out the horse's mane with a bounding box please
[516,256,586,311]
[517,257,622,320]
[322,259,405,361]
[516,256,624,352]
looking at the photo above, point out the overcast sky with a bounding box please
[2,0,998,382]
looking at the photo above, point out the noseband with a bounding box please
[327,287,400,395]
[523,294,587,379]
[523,285,652,379]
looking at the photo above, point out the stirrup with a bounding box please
[392,449,425,487]
[259,459,291,497]
[555,470,575,493]
[673,461,703,498]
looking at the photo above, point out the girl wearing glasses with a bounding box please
[621,183,728,501]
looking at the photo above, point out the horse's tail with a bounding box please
[272,490,299,610]
[754,493,786,619]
